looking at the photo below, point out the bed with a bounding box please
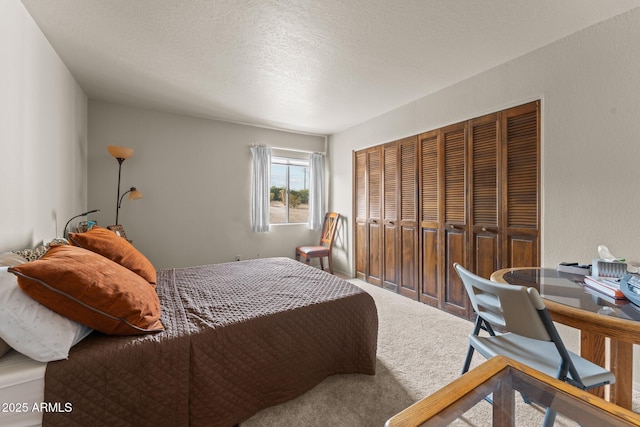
[1,256,378,427]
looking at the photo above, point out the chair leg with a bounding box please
[462,317,484,374]
[542,408,557,427]
[462,345,475,375]
[295,252,300,261]
[319,258,324,271]
[328,256,334,274]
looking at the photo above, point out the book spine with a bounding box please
[583,277,625,299]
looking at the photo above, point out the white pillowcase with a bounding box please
[0,253,27,358]
[0,251,28,267]
[0,267,93,362]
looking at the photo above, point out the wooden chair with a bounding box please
[295,212,340,274]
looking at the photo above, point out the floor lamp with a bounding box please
[108,145,143,225]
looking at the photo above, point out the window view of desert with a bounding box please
[270,162,309,224]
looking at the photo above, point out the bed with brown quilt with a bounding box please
[6,254,378,427]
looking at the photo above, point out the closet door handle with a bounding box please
[480,227,497,233]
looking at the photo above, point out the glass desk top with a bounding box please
[385,357,640,427]
[501,268,640,322]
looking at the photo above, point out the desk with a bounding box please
[491,267,640,410]
[386,356,640,427]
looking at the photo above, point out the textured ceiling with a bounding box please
[20,0,640,135]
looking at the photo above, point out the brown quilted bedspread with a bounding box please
[43,257,378,426]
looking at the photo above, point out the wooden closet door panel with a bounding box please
[400,225,418,295]
[383,142,399,290]
[442,122,469,318]
[444,125,466,225]
[354,150,367,279]
[507,231,538,267]
[419,130,439,305]
[398,136,418,299]
[355,221,367,280]
[470,113,500,279]
[502,101,540,268]
[368,223,382,284]
[445,229,467,308]
[367,147,383,285]
[421,228,439,306]
[475,235,498,279]
[383,224,397,288]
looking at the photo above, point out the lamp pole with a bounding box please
[115,157,125,224]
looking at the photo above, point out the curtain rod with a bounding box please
[250,144,325,155]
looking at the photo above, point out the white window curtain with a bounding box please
[250,145,271,232]
[308,152,325,230]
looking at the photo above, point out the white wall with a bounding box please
[0,0,88,253]
[88,101,326,269]
[329,7,640,387]
[330,7,640,276]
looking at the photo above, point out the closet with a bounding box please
[354,101,540,320]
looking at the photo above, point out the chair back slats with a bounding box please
[473,292,506,329]
[320,212,339,247]
[455,263,550,341]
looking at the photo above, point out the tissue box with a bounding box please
[591,258,627,278]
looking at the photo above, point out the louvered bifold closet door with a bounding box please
[419,130,440,306]
[398,136,419,299]
[367,147,383,286]
[470,113,500,279]
[502,101,540,268]
[442,122,469,318]
[354,150,368,279]
[382,142,399,291]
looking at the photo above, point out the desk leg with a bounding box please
[493,375,515,427]
[580,330,605,399]
[608,339,633,410]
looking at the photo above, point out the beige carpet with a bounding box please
[243,279,639,426]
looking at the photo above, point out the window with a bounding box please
[270,156,309,224]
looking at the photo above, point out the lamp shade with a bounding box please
[129,188,143,200]
[108,145,134,159]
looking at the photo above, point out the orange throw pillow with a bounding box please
[69,226,156,286]
[9,246,164,336]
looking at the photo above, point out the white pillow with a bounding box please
[0,267,93,362]
[0,255,24,359]
[0,252,28,267]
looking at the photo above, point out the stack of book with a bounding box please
[583,275,626,300]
